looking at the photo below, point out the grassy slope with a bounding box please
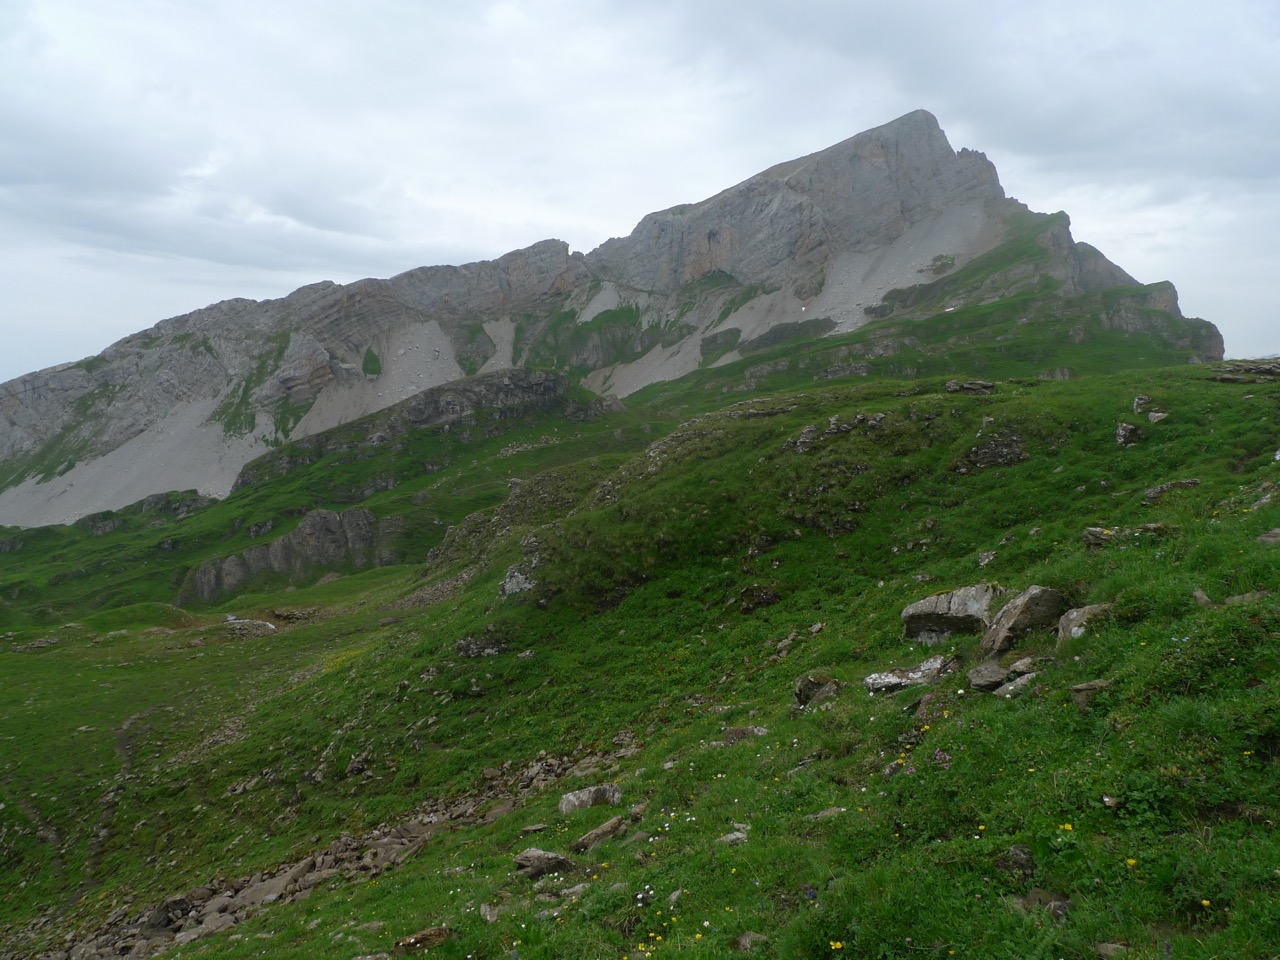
[1,360,1277,959]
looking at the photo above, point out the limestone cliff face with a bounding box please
[585,110,1004,294]
[177,507,402,604]
[0,110,1222,526]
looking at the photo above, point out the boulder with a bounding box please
[1009,656,1052,677]
[558,783,621,815]
[514,848,576,879]
[865,655,958,694]
[992,673,1037,698]
[946,379,995,394]
[1257,528,1280,545]
[1115,422,1141,446]
[982,586,1064,654]
[570,816,628,853]
[1056,604,1113,646]
[901,583,1002,645]
[793,671,840,707]
[967,661,1010,692]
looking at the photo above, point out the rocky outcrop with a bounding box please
[234,368,574,490]
[178,507,402,604]
[1142,479,1200,504]
[982,586,1064,654]
[864,654,958,693]
[1057,604,1113,645]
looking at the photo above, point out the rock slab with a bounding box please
[901,583,1002,645]
[865,655,958,693]
[558,783,622,815]
[982,586,1064,654]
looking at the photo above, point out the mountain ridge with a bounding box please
[0,110,1221,527]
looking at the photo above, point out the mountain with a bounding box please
[0,110,1221,527]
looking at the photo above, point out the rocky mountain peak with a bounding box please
[0,111,1221,527]
[585,109,1004,294]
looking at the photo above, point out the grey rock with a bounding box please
[992,673,1037,698]
[1258,528,1280,545]
[455,635,506,658]
[946,379,994,394]
[199,912,237,935]
[901,583,1002,644]
[558,783,622,815]
[717,831,749,845]
[967,661,1010,692]
[499,568,536,597]
[1083,523,1170,548]
[1115,422,1142,446]
[1142,478,1199,504]
[865,654,958,693]
[1056,604,1113,645]
[793,671,840,707]
[1009,656,1052,677]
[721,726,768,743]
[587,110,1003,295]
[514,848,576,879]
[982,586,1064,654]
[805,806,847,820]
[570,816,628,852]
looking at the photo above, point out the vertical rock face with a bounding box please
[177,507,397,604]
[585,110,1004,293]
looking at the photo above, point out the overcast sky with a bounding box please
[2,0,1277,384]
